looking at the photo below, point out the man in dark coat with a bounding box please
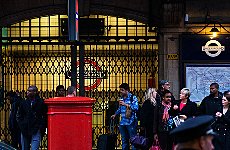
[198,83,223,150]
[16,85,47,150]
[7,91,23,149]
[199,83,223,116]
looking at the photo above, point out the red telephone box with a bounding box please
[45,97,95,150]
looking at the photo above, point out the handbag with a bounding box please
[150,141,161,150]
[130,134,149,149]
[125,105,132,119]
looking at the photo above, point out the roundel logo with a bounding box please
[76,59,107,91]
[202,40,225,57]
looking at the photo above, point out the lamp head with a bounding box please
[210,27,219,33]
[210,27,219,38]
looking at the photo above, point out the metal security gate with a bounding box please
[0,14,158,148]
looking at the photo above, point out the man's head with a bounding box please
[67,86,76,97]
[170,115,215,150]
[119,83,130,97]
[159,80,170,91]
[27,85,38,99]
[6,91,17,103]
[210,83,219,96]
[56,85,65,97]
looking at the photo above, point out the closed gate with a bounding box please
[0,14,158,148]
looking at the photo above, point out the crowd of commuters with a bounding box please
[112,81,230,150]
[5,81,230,150]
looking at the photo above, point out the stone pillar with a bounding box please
[158,1,185,99]
[158,30,180,99]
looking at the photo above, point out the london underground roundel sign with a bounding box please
[202,40,225,57]
[76,59,107,91]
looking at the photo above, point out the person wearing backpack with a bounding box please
[111,83,139,150]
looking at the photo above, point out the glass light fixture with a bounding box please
[210,25,219,38]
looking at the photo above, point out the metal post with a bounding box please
[70,43,85,96]
[71,45,77,88]
[0,27,3,107]
[79,43,85,96]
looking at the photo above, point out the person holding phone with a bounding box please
[111,83,139,150]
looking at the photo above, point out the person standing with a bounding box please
[153,90,174,150]
[56,85,65,97]
[111,83,139,150]
[140,88,158,150]
[157,80,175,104]
[199,83,223,116]
[171,88,197,121]
[16,86,47,150]
[7,91,23,149]
[198,83,223,150]
[215,90,230,150]
[66,86,76,97]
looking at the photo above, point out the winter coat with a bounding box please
[16,96,47,137]
[140,99,156,148]
[9,95,23,132]
[213,109,230,150]
[171,99,197,119]
[198,92,223,116]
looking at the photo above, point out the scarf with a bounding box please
[162,101,171,122]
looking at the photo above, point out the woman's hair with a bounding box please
[181,88,191,98]
[144,88,157,106]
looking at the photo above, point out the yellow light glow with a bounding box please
[212,32,217,38]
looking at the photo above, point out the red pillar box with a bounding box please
[45,97,95,150]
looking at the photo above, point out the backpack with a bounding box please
[130,95,141,121]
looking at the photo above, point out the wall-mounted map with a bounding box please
[186,64,230,103]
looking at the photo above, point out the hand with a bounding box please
[154,134,158,143]
[111,114,116,119]
[173,105,179,110]
[119,100,128,107]
[216,112,222,117]
[179,115,187,120]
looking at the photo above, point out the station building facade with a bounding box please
[0,0,230,148]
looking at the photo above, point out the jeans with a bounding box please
[119,121,137,150]
[21,130,41,150]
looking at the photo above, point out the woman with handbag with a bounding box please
[153,90,174,150]
[139,88,159,150]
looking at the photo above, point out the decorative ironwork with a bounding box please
[0,14,158,149]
